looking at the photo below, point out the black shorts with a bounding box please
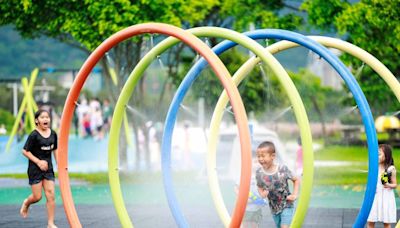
[28,169,55,185]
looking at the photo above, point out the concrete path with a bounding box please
[1,205,398,227]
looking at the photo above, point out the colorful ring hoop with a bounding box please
[112,26,310,227]
[169,29,378,227]
[160,27,313,227]
[57,24,396,228]
[106,25,252,228]
[59,23,252,228]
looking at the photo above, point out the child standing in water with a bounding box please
[256,141,299,228]
[20,109,58,228]
[367,144,397,228]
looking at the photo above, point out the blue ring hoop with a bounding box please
[162,29,378,228]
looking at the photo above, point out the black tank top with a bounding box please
[23,129,58,171]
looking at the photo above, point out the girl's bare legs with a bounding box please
[43,179,56,228]
[20,182,43,218]
[367,222,375,228]
[383,223,391,228]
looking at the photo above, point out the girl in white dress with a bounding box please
[367,144,397,228]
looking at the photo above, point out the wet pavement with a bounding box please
[1,204,399,227]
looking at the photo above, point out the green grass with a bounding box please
[0,171,199,185]
[315,146,370,162]
[314,167,368,185]
[0,172,108,184]
[2,146,400,186]
[68,172,108,184]
[314,145,400,185]
[0,173,28,179]
[360,132,390,141]
[315,145,400,163]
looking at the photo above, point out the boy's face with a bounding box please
[256,147,275,169]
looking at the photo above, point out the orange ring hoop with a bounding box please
[58,23,252,228]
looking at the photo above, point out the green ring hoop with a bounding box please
[58,22,252,228]
[107,25,253,228]
[110,26,312,227]
[208,35,400,227]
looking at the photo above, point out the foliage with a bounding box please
[0,108,15,133]
[0,0,218,109]
[0,0,221,168]
[300,0,350,31]
[288,69,348,136]
[301,0,400,116]
[0,84,14,112]
[172,0,304,118]
[0,0,306,115]
[0,0,309,169]
[0,0,216,51]
[219,0,303,31]
[290,69,327,116]
[174,48,284,117]
[0,26,87,78]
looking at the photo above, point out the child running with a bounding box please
[20,109,58,228]
[255,141,299,228]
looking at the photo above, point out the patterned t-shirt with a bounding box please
[256,164,294,215]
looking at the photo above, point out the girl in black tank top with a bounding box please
[20,109,58,228]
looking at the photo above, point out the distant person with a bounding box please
[0,123,6,135]
[367,144,397,228]
[76,98,89,137]
[89,97,101,114]
[295,137,303,177]
[19,109,58,228]
[91,107,104,140]
[256,141,299,228]
[82,112,92,138]
[102,99,113,134]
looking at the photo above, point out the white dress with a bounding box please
[367,166,397,223]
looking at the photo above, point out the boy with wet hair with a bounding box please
[256,141,299,228]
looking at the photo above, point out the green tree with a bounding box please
[0,108,15,134]
[0,0,216,169]
[172,0,304,119]
[219,0,303,31]
[0,0,304,169]
[174,48,277,118]
[0,84,14,112]
[301,0,400,116]
[290,69,341,137]
[0,26,87,78]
